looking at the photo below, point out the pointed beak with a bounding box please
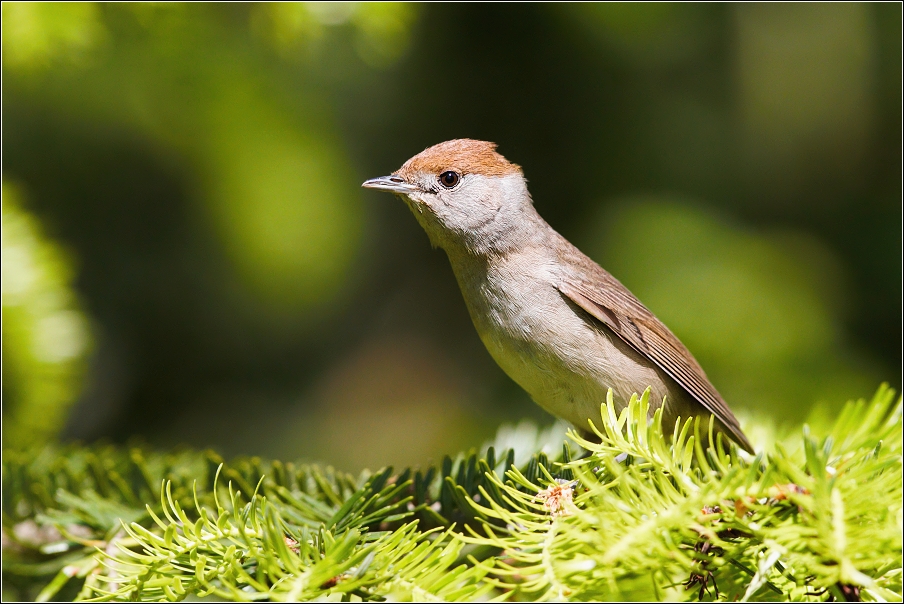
[361,175,419,195]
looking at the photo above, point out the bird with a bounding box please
[363,139,753,453]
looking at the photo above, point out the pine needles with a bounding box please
[3,385,901,602]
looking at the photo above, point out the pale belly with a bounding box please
[455,257,688,432]
[476,305,679,431]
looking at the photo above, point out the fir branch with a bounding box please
[459,386,902,602]
[3,385,901,602]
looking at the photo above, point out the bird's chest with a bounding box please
[454,259,607,406]
[461,260,561,357]
[449,253,670,426]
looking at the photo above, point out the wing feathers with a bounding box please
[556,279,753,453]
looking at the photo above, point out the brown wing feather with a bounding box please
[556,278,753,453]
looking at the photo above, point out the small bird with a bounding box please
[363,139,753,453]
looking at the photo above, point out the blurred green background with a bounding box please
[2,3,900,472]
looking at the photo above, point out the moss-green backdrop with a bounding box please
[2,3,900,471]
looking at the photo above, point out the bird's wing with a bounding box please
[556,277,753,453]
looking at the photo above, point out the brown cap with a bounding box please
[395,139,522,180]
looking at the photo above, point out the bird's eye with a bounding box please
[438,171,460,188]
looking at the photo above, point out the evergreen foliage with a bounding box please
[3,386,901,602]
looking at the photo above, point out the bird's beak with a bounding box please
[361,175,419,195]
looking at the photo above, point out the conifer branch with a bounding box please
[3,385,901,602]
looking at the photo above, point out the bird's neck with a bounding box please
[441,204,552,284]
[447,202,549,256]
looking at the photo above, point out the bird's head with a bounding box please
[363,139,536,255]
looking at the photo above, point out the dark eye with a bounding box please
[438,171,460,188]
